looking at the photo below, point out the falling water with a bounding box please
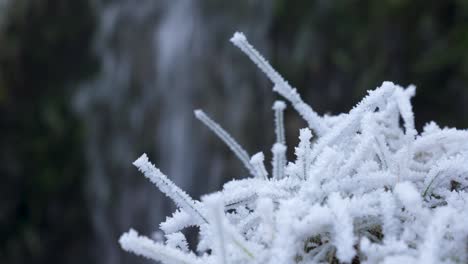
[75,0,273,263]
[0,0,11,28]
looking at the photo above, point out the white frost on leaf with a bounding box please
[120,32,468,264]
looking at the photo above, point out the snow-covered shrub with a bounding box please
[119,32,468,264]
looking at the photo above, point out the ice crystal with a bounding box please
[119,32,468,264]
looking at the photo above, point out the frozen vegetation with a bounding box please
[119,32,468,263]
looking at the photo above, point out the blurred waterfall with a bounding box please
[0,0,11,28]
[74,0,273,263]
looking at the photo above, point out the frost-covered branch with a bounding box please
[273,100,287,145]
[271,143,286,180]
[250,152,268,180]
[271,101,287,180]
[194,109,256,176]
[133,154,208,224]
[119,229,202,264]
[231,32,327,137]
[204,194,228,264]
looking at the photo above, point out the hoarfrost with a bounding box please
[120,32,468,264]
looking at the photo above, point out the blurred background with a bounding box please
[1,0,468,263]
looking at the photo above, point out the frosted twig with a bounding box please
[119,229,202,264]
[195,109,256,176]
[309,82,396,161]
[272,100,287,145]
[395,85,417,140]
[271,143,287,180]
[295,128,313,180]
[231,32,327,137]
[250,152,268,180]
[160,210,194,234]
[204,194,227,264]
[133,154,208,224]
[271,100,288,180]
